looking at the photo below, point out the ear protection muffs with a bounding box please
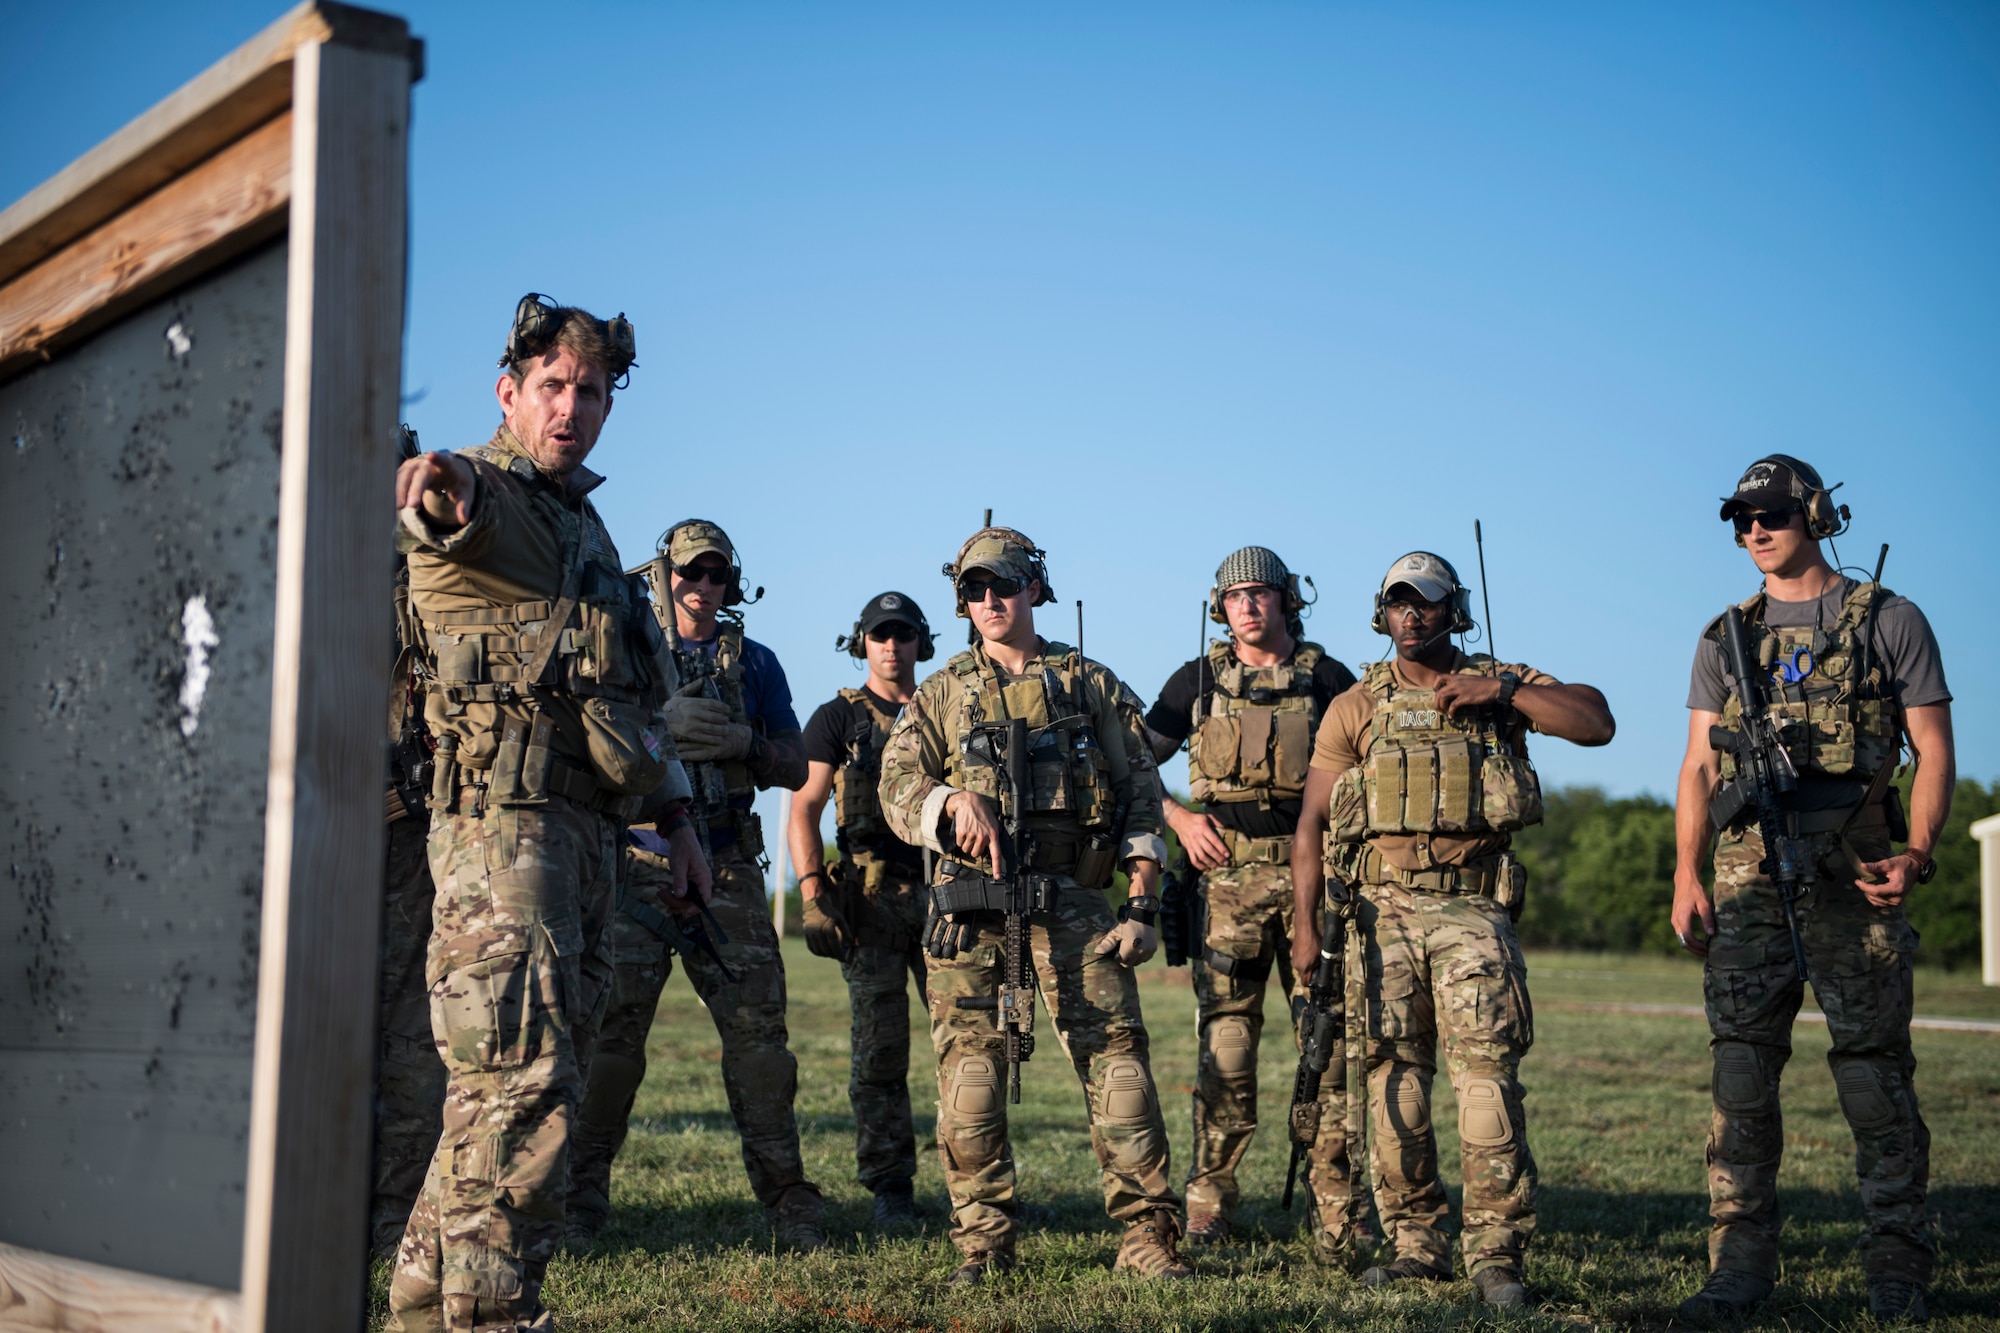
[1208,572,1314,625]
[838,603,936,662]
[942,527,1054,615]
[499,292,637,389]
[1732,454,1850,547]
[657,519,760,607]
[1370,553,1475,636]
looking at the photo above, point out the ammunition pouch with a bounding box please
[1073,831,1119,889]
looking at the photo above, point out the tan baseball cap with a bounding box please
[667,519,735,567]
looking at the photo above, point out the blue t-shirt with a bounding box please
[666,631,798,853]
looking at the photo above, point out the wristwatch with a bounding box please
[1119,895,1161,926]
[1904,850,1937,884]
[1496,672,1521,708]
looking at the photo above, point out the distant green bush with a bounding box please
[1513,779,1997,970]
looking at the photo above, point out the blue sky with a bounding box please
[10,2,1997,853]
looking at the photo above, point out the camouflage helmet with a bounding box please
[657,518,752,607]
[1371,551,1474,636]
[942,525,1054,616]
[1208,545,1309,626]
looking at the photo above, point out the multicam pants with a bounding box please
[833,853,929,1193]
[1187,858,1360,1247]
[371,811,448,1260]
[567,846,821,1235]
[1358,881,1536,1278]
[1704,819,1931,1284]
[386,795,620,1333]
[928,880,1182,1258]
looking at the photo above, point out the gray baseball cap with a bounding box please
[1379,551,1460,603]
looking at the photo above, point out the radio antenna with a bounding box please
[1474,519,1497,673]
[984,507,992,527]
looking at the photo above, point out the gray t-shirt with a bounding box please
[1687,576,1951,714]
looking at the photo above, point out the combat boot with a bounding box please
[1678,1269,1774,1322]
[1361,1256,1450,1288]
[769,1188,828,1253]
[1185,1213,1230,1247]
[871,1180,919,1231]
[1473,1265,1529,1309]
[1114,1208,1195,1280]
[559,1222,600,1257]
[948,1248,1015,1286]
[1867,1278,1929,1324]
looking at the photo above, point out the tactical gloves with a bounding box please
[801,888,853,961]
[926,909,978,960]
[1094,895,1161,967]
[664,688,754,762]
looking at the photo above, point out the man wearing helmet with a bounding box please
[785,591,936,1229]
[566,519,824,1252]
[389,298,705,1330]
[1291,551,1614,1310]
[878,526,1193,1284]
[1672,458,1953,1325]
[1140,546,1361,1256]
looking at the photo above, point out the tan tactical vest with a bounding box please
[1711,582,1900,784]
[940,642,1113,833]
[1329,658,1544,844]
[1187,640,1325,810]
[418,444,668,802]
[832,686,898,848]
[667,615,758,821]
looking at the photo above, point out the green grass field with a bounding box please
[370,945,2000,1330]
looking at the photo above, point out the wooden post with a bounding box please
[774,788,793,933]
[1973,813,2000,988]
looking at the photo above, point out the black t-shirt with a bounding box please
[1146,644,1358,839]
[803,686,922,865]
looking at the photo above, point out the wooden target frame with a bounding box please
[0,4,419,1329]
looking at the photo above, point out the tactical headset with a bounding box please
[1730,454,1850,547]
[1370,552,1476,636]
[942,526,1055,615]
[656,519,760,607]
[837,597,936,662]
[498,292,637,390]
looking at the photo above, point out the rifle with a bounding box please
[1706,606,1810,982]
[1159,850,1197,968]
[1284,894,1349,1210]
[942,716,1052,1104]
[617,886,739,983]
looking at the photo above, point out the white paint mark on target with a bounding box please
[179,594,219,737]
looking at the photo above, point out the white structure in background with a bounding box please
[1973,812,2000,987]
[774,787,792,934]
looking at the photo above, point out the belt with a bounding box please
[454,763,640,821]
[1226,830,1291,866]
[1358,844,1500,897]
[1791,802,1890,836]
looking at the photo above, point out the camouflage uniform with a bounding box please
[388,426,676,1332]
[371,807,446,1260]
[1699,583,1932,1286]
[879,633,1181,1262]
[1320,653,1553,1280]
[1177,638,1359,1243]
[568,607,821,1237]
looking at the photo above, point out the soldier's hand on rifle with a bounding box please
[395,451,476,532]
[945,790,1005,877]
[660,817,713,909]
[1166,803,1232,872]
[664,681,735,757]
[1291,916,1322,982]
[1094,913,1158,967]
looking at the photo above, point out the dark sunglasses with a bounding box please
[1730,505,1801,536]
[959,575,1024,603]
[867,623,918,644]
[673,563,730,586]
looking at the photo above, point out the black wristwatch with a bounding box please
[1905,850,1937,885]
[1496,671,1521,708]
[1119,895,1161,926]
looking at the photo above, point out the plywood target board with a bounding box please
[0,5,420,1329]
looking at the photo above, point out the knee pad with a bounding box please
[1712,1041,1770,1116]
[1833,1058,1898,1130]
[1206,1015,1255,1078]
[949,1053,1002,1120]
[1457,1076,1513,1149]
[1099,1057,1157,1126]
[1381,1063,1430,1140]
[725,1048,798,1111]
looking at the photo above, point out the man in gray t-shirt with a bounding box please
[1671,455,1955,1326]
